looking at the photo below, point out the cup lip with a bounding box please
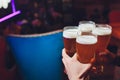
[64,26,78,27]
[92,24,112,36]
[79,20,95,25]
[63,26,78,30]
[7,29,62,38]
[95,24,112,29]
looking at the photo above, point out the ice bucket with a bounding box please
[6,30,64,80]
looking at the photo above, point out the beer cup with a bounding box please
[76,32,97,63]
[78,21,96,35]
[92,24,112,73]
[63,26,79,57]
[92,24,112,53]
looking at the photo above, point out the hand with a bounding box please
[98,49,116,64]
[92,49,116,74]
[62,48,92,80]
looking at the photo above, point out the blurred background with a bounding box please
[0,0,120,80]
[0,0,120,34]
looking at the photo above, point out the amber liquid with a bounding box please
[96,34,111,53]
[63,37,76,57]
[76,42,97,63]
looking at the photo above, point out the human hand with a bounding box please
[62,48,92,80]
[97,49,116,64]
[92,49,116,74]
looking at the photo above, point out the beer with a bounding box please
[63,27,79,57]
[91,24,112,75]
[92,24,112,53]
[78,21,96,35]
[76,35,97,63]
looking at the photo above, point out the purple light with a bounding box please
[11,0,16,12]
[0,11,21,22]
[0,0,21,22]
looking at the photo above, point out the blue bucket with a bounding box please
[6,30,64,80]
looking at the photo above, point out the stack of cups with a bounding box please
[63,26,78,57]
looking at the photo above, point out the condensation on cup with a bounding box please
[63,26,80,57]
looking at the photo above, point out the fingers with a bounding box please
[79,57,95,79]
[79,64,92,79]
[79,77,84,80]
[83,75,90,80]
[90,58,96,64]
[72,53,77,61]
[62,48,73,75]
[62,48,93,80]
[99,49,110,56]
[62,58,72,76]
[62,48,71,60]
[62,58,68,74]
[62,55,69,67]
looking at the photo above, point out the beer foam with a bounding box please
[76,35,97,44]
[78,24,95,32]
[63,29,79,38]
[92,27,112,36]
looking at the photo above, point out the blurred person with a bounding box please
[31,18,46,33]
[19,18,46,34]
[49,7,62,22]
[43,6,63,26]
[4,23,21,35]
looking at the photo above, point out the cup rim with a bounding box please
[7,29,62,38]
[79,21,95,25]
[95,24,112,29]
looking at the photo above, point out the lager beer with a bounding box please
[92,24,112,53]
[76,35,97,63]
[63,26,79,57]
[91,24,112,74]
[78,21,96,35]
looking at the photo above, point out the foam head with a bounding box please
[63,29,79,38]
[78,24,95,32]
[76,35,97,44]
[92,26,112,36]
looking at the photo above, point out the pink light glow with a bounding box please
[0,11,21,22]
